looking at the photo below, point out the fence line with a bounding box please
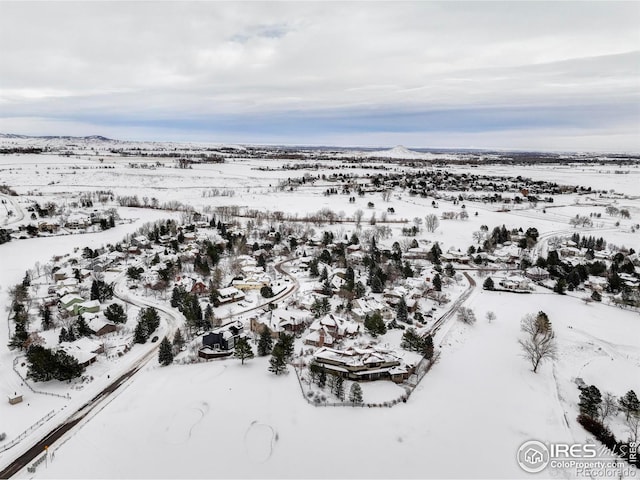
[292,362,410,408]
[0,409,57,453]
[12,357,70,399]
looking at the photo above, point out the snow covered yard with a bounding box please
[12,284,637,479]
[1,147,639,478]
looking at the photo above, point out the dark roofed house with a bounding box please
[202,320,244,351]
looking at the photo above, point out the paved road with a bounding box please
[0,256,301,478]
[0,268,184,478]
[429,272,476,339]
[0,192,25,226]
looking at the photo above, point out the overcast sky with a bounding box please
[0,1,638,151]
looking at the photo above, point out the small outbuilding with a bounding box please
[8,392,23,405]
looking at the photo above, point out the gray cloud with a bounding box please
[0,1,638,151]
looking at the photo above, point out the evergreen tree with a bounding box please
[335,376,345,401]
[41,306,52,330]
[483,277,495,290]
[75,316,92,337]
[364,312,386,337]
[554,278,567,294]
[433,274,442,292]
[444,262,455,277]
[268,344,287,375]
[104,303,127,323]
[619,390,640,421]
[403,261,414,278]
[349,382,363,404]
[8,320,29,350]
[134,319,148,344]
[53,349,84,381]
[422,334,434,360]
[158,337,174,366]
[257,328,273,356]
[90,280,100,301]
[234,337,254,365]
[204,303,214,329]
[579,385,602,419]
[59,327,69,343]
[173,329,185,350]
[370,274,383,294]
[278,333,295,360]
[170,286,184,308]
[260,286,274,298]
[309,259,320,277]
[401,327,422,352]
[142,307,161,334]
[127,266,142,280]
[320,266,329,281]
[26,345,84,382]
[321,278,333,296]
[318,366,327,388]
[311,297,331,318]
[396,297,408,323]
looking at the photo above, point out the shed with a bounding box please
[8,392,23,405]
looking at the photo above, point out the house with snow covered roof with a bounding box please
[214,286,245,305]
[499,275,532,291]
[58,337,104,367]
[59,293,84,309]
[312,345,417,383]
[251,308,309,338]
[525,266,550,281]
[351,297,390,322]
[304,314,360,347]
[88,317,117,336]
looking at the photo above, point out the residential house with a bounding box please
[88,317,117,336]
[313,345,417,383]
[72,300,101,316]
[215,286,245,305]
[59,294,84,310]
[525,266,550,281]
[304,314,360,347]
[202,320,244,350]
[59,338,104,367]
[250,308,308,338]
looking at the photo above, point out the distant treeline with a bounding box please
[0,147,43,154]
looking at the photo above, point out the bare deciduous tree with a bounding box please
[424,214,439,233]
[486,311,496,323]
[518,311,557,373]
[354,209,364,229]
[599,392,618,424]
[625,412,639,443]
[457,307,476,324]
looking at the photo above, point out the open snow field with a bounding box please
[1,151,639,478]
[14,283,640,479]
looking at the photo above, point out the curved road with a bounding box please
[0,256,299,478]
[0,192,25,226]
[0,268,185,478]
[429,271,476,340]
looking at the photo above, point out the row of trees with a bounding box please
[134,307,161,344]
[26,345,84,382]
[578,385,639,467]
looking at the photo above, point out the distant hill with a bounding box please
[0,133,112,141]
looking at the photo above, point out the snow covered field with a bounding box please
[12,284,639,479]
[0,147,638,479]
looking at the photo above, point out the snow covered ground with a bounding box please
[0,148,638,478]
[11,282,638,479]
